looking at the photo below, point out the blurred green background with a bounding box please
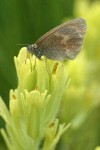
[0,0,100,149]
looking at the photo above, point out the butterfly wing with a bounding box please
[36,18,87,60]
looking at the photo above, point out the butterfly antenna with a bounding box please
[16,44,29,46]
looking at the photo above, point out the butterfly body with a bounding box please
[27,18,87,60]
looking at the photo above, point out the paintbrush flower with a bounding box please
[0,47,70,150]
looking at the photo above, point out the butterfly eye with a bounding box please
[27,44,38,53]
[27,45,33,53]
[33,44,38,49]
[27,44,42,59]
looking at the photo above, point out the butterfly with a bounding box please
[27,18,87,60]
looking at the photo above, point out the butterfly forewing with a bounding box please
[35,18,87,60]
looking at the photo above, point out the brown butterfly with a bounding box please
[27,18,87,60]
